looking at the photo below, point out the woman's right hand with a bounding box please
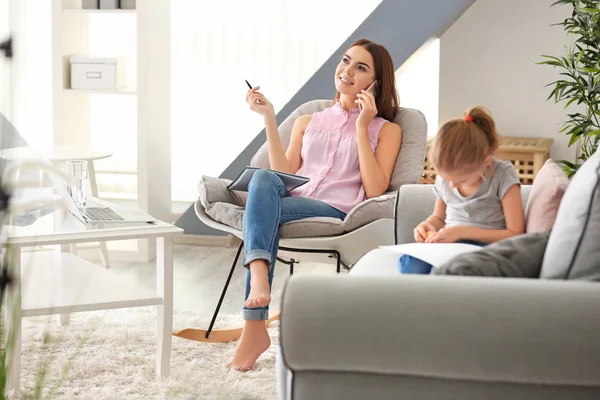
[246,86,275,118]
[414,221,437,243]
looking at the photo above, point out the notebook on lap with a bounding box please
[227,167,309,192]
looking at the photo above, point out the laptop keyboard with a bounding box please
[81,207,125,221]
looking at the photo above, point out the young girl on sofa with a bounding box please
[399,106,525,274]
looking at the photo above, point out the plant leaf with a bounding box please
[580,7,600,13]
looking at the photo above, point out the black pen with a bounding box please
[245,79,253,89]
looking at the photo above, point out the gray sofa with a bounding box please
[276,150,600,399]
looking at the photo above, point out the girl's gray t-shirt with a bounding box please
[433,159,520,230]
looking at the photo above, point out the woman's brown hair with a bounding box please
[430,106,500,174]
[333,38,400,121]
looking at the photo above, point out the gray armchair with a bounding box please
[192,100,427,340]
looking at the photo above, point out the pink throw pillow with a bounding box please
[525,159,569,233]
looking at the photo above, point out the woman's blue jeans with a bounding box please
[242,169,346,321]
[398,240,486,275]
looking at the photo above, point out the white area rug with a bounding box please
[21,307,280,400]
[18,245,341,399]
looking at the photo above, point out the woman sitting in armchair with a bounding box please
[232,38,402,371]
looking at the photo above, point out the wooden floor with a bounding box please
[104,244,341,317]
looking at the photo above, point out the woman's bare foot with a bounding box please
[244,261,271,308]
[229,320,271,372]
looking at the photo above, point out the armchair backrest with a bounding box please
[250,99,428,191]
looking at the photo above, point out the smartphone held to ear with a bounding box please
[359,80,379,110]
[366,80,379,96]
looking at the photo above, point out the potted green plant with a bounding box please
[539,0,600,177]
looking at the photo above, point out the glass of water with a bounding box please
[66,160,88,208]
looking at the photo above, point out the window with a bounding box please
[4,0,52,148]
[7,2,443,211]
[88,13,138,199]
[170,0,382,203]
[0,0,10,118]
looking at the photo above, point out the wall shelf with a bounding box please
[64,88,137,95]
[62,9,136,14]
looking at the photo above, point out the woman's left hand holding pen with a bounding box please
[246,85,275,118]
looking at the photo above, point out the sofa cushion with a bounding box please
[525,159,569,233]
[250,100,427,191]
[540,149,600,280]
[197,175,397,238]
[433,231,550,277]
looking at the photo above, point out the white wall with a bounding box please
[440,0,575,162]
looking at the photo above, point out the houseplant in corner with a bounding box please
[540,0,600,177]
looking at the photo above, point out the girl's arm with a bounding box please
[357,121,402,198]
[427,198,447,230]
[444,184,526,244]
[415,198,447,242]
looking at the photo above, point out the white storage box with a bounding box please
[70,56,125,91]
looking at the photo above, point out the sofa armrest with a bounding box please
[394,184,436,244]
[280,274,600,387]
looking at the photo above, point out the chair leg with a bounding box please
[205,241,244,339]
[328,251,342,273]
[276,256,299,275]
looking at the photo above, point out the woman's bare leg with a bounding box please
[243,259,271,308]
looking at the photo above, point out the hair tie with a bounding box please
[464,115,473,123]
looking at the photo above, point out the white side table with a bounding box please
[41,145,113,267]
[4,211,183,395]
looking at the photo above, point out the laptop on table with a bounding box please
[49,168,156,224]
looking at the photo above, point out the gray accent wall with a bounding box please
[176,0,476,235]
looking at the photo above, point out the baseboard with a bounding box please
[173,234,233,247]
[226,234,242,248]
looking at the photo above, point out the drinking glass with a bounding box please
[66,160,88,208]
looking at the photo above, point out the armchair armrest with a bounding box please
[280,274,600,387]
[197,175,248,210]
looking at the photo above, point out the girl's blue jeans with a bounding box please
[242,169,346,321]
[398,240,485,275]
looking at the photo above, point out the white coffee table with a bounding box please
[2,208,183,394]
[0,145,115,267]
